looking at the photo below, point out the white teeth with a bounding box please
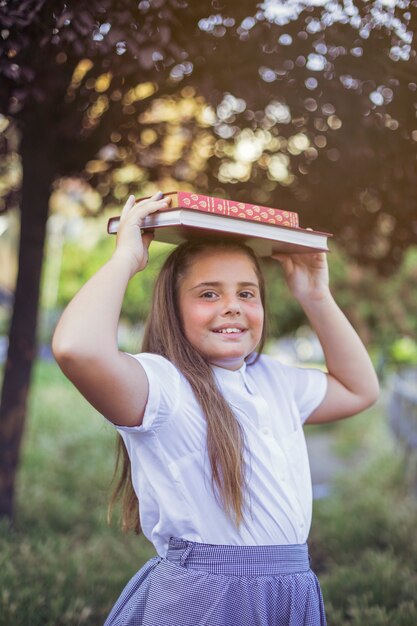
[214,328,242,334]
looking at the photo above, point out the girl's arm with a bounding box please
[52,192,171,427]
[273,252,379,424]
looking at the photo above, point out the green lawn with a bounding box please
[1,359,417,625]
[0,360,155,626]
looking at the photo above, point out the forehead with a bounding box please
[182,248,259,283]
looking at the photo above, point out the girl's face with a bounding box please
[178,248,264,370]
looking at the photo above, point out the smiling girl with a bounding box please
[53,192,379,626]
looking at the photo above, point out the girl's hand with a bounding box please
[112,192,171,276]
[272,251,330,304]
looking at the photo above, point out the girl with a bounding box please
[52,192,379,626]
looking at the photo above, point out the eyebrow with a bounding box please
[189,281,259,291]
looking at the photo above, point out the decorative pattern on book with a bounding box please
[171,192,299,227]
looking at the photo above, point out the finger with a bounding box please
[272,253,293,269]
[135,190,165,207]
[120,194,136,218]
[141,230,154,249]
[271,253,286,263]
[302,252,326,265]
[133,198,170,219]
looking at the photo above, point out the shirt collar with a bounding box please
[211,361,256,395]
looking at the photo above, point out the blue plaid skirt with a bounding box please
[104,537,327,626]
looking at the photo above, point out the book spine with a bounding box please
[176,192,299,227]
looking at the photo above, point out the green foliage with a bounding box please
[1,1,416,271]
[0,524,151,626]
[323,550,417,624]
[262,258,304,337]
[55,222,173,327]
[56,234,116,311]
[264,244,417,348]
[0,361,154,626]
[326,245,417,368]
[0,307,9,335]
[390,336,417,366]
[325,581,417,626]
[313,462,417,565]
[309,443,417,625]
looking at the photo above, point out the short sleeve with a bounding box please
[283,365,328,423]
[115,353,181,433]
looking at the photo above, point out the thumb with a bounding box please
[271,253,294,275]
[141,230,154,250]
[272,253,292,269]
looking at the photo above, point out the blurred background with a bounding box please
[0,1,416,624]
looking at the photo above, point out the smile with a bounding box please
[212,328,245,334]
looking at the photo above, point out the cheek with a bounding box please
[248,304,264,329]
[182,304,212,337]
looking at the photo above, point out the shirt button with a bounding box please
[261,427,269,435]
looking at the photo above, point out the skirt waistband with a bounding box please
[166,537,311,576]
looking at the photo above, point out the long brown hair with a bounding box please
[109,238,267,533]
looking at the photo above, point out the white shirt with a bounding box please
[115,353,327,557]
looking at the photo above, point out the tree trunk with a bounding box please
[0,119,54,523]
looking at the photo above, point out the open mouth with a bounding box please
[212,328,245,334]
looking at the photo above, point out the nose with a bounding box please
[223,296,241,315]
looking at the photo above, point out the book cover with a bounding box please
[108,191,299,229]
[107,208,331,257]
[173,191,299,227]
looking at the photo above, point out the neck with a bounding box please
[209,357,245,371]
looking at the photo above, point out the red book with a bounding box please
[107,191,299,233]
[168,191,299,227]
[107,196,331,256]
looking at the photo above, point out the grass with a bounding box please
[0,360,155,626]
[1,359,417,625]
[308,410,417,625]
